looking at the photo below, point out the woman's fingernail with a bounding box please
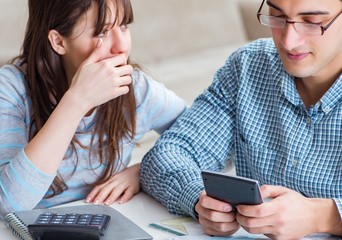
[94,200,99,205]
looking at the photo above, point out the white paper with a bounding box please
[169,223,339,240]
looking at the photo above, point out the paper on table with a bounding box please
[168,226,267,240]
[168,232,340,240]
[149,217,194,236]
[168,220,340,240]
[160,217,194,233]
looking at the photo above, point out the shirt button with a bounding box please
[306,117,311,124]
[291,159,298,166]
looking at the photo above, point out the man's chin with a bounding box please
[282,62,316,79]
[280,52,316,78]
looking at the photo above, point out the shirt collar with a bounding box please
[281,72,303,107]
[319,74,342,114]
[281,73,342,113]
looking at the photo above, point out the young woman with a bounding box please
[0,0,186,218]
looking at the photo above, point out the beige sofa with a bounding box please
[0,0,271,164]
[129,0,271,162]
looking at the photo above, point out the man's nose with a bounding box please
[281,23,305,51]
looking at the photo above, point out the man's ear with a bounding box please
[48,30,67,55]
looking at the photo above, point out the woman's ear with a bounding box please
[48,30,66,55]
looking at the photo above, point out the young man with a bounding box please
[140,0,342,239]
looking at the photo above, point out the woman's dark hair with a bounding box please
[16,0,136,197]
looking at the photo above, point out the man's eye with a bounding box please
[270,14,286,19]
[303,17,325,25]
[305,21,323,25]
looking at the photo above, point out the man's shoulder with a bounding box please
[239,38,278,56]
[218,38,285,87]
[225,38,281,70]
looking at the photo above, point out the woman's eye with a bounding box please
[98,30,110,38]
[120,24,129,31]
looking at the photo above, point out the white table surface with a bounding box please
[2,192,338,240]
[0,192,180,240]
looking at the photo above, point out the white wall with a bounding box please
[0,0,28,65]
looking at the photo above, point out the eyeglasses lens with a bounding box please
[259,15,322,35]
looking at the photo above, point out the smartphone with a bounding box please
[201,170,263,207]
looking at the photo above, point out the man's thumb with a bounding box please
[260,185,288,199]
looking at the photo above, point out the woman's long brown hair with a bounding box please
[14,0,136,197]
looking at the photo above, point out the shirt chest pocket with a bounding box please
[236,134,284,185]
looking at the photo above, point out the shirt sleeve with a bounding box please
[140,53,241,218]
[333,199,342,221]
[133,69,188,134]
[0,65,55,219]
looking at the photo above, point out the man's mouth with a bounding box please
[284,51,309,61]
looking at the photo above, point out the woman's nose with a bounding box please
[110,26,130,55]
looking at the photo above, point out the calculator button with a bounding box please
[36,220,49,224]
[64,221,76,224]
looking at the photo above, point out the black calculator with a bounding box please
[28,212,111,240]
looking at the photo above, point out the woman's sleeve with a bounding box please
[133,69,188,135]
[0,66,55,219]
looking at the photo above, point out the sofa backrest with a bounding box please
[129,0,247,64]
[0,0,269,66]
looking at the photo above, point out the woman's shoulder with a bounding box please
[0,63,25,77]
[131,68,166,107]
[0,63,29,105]
[0,63,27,90]
[131,68,151,86]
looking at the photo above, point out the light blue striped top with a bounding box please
[0,64,187,219]
[141,38,342,220]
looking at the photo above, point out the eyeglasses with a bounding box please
[256,0,342,36]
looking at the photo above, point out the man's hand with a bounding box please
[195,191,240,236]
[236,185,342,239]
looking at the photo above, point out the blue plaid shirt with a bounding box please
[141,38,342,220]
